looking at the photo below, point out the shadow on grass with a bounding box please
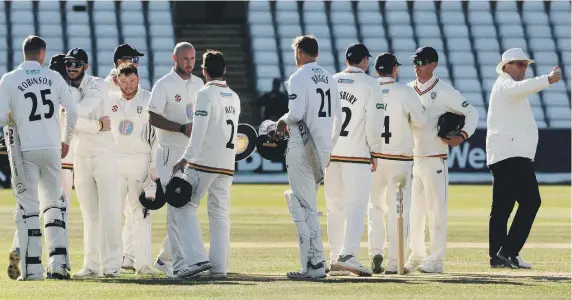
[74,271,570,286]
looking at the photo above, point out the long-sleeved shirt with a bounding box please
[0,61,77,151]
[329,66,385,163]
[486,73,551,165]
[374,77,427,160]
[73,74,115,157]
[182,80,240,176]
[279,62,341,153]
[407,75,478,157]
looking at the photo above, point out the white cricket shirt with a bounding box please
[330,66,385,164]
[486,73,551,165]
[182,80,241,175]
[0,61,77,151]
[374,77,427,160]
[147,68,204,149]
[109,88,153,156]
[280,62,342,153]
[407,76,478,157]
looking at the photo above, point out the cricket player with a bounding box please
[147,42,204,277]
[1,36,77,280]
[275,35,342,279]
[368,53,427,274]
[406,47,478,273]
[108,63,159,275]
[64,48,123,278]
[171,50,240,279]
[106,44,145,98]
[325,43,384,277]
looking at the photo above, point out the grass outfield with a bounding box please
[0,184,569,299]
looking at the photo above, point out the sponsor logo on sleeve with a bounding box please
[461,101,470,107]
[376,103,384,109]
[337,78,354,84]
[288,94,297,100]
[195,110,208,116]
[220,92,233,97]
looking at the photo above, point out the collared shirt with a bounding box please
[182,80,240,175]
[279,62,341,153]
[486,73,550,165]
[407,75,479,157]
[0,61,77,151]
[374,76,426,159]
[147,68,204,148]
[329,66,385,163]
[109,88,153,156]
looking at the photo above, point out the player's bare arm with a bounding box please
[148,111,192,137]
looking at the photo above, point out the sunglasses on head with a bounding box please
[508,61,528,68]
[65,61,85,68]
[120,56,139,63]
[413,60,433,66]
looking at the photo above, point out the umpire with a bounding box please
[486,48,561,269]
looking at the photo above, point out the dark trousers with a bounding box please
[488,157,541,259]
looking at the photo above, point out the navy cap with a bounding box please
[64,48,89,64]
[410,46,438,63]
[49,54,66,69]
[375,52,401,72]
[113,44,144,62]
[345,43,372,61]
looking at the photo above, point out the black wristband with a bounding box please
[180,124,186,134]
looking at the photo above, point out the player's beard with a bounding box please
[120,86,137,99]
[68,68,85,86]
[175,65,191,77]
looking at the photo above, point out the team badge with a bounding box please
[186,104,193,119]
[112,105,118,112]
[175,94,181,102]
[137,106,143,114]
[72,49,78,55]
[119,120,134,135]
[431,92,437,100]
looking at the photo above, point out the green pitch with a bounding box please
[0,185,569,299]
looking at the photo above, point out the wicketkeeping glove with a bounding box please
[437,112,465,139]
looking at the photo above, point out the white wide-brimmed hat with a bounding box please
[496,48,535,75]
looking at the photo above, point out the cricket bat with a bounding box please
[396,182,405,275]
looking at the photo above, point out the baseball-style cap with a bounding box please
[375,52,401,72]
[410,46,438,64]
[64,48,89,63]
[49,54,66,69]
[113,44,145,62]
[345,43,372,61]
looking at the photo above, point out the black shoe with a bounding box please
[490,257,510,268]
[47,271,71,280]
[371,254,384,274]
[496,252,519,269]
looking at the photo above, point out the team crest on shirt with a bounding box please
[175,94,182,102]
[137,106,143,114]
[112,105,118,112]
[119,120,134,135]
[186,104,193,119]
[431,92,437,100]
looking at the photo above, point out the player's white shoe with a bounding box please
[154,259,174,277]
[384,259,410,275]
[174,261,212,279]
[7,248,21,280]
[202,270,228,279]
[418,260,444,274]
[328,263,350,276]
[334,255,373,277]
[404,259,424,273]
[73,268,101,279]
[287,261,327,280]
[103,268,121,278]
[136,266,162,276]
[121,256,135,272]
[497,253,532,269]
[47,264,71,280]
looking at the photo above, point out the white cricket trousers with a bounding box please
[409,156,448,263]
[118,154,152,271]
[13,149,63,277]
[170,168,233,274]
[155,146,184,267]
[74,148,122,272]
[324,161,371,262]
[368,159,413,262]
[285,146,330,270]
